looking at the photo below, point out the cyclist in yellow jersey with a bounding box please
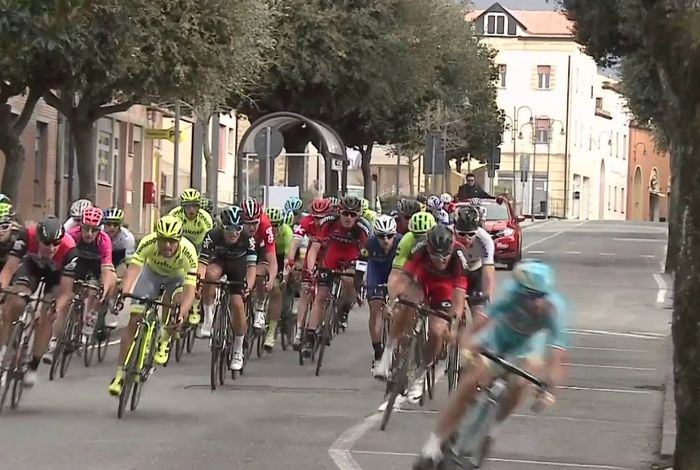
[391,211,437,270]
[360,198,377,225]
[107,215,198,396]
[169,188,213,250]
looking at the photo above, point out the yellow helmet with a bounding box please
[180,188,201,204]
[156,215,183,239]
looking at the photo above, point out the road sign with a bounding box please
[423,132,445,175]
[253,126,284,159]
[330,157,344,172]
[145,127,182,143]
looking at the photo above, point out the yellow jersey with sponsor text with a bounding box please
[168,206,213,249]
[129,232,199,286]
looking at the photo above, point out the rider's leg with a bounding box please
[229,293,246,370]
[252,262,269,329]
[199,262,223,337]
[304,269,331,352]
[368,299,384,358]
[154,285,183,365]
[293,269,313,347]
[264,275,282,349]
[376,283,423,378]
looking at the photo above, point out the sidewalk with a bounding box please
[660,283,675,468]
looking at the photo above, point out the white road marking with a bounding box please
[562,363,656,371]
[640,255,655,258]
[567,328,664,339]
[653,273,667,304]
[613,238,665,243]
[565,251,582,255]
[599,252,615,256]
[329,414,381,470]
[559,386,654,394]
[568,346,644,353]
[350,450,635,469]
[523,221,588,251]
[527,250,547,254]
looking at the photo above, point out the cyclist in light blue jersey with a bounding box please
[414,259,569,470]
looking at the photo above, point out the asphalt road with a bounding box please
[0,220,670,470]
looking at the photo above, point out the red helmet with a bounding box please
[310,197,331,216]
[240,197,262,221]
[82,206,103,227]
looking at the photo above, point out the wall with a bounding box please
[627,127,670,222]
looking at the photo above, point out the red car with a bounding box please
[455,197,524,270]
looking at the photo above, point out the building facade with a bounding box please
[467,2,630,219]
[626,126,670,221]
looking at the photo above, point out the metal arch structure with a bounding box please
[236,112,348,200]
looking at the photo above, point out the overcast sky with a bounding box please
[469,0,558,10]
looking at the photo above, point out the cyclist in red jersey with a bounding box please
[285,197,332,349]
[377,225,470,403]
[241,197,277,329]
[0,216,78,387]
[303,196,370,355]
[396,198,421,235]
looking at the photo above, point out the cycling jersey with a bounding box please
[0,233,17,270]
[461,227,495,271]
[63,217,79,233]
[392,232,424,269]
[363,209,378,225]
[68,226,113,266]
[10,226,78,291]
[275,224,294,258]
[251,213,275,256]
[294,214,322,280]
[129,232,198,287]
[168,206,213,248]
[200,228,257,266]
[313,215,371,271]
[474,280,568,360]
[360,234,402,300]
[110,226,136,266]
[402,242,469,309]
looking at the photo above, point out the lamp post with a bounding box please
[504,106,534,215]
[543,118,565,218]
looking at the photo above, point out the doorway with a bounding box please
[633,166,643,220]
[598,160,606,219]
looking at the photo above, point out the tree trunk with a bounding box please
[0,105,25,201]
[361,142,374,200]
[201,115,212,193]
[71,122,96,202]
[408,156,416,196]
[666,147,680,273]
[672,140,700,469]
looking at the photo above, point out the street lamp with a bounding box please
[539,117,565,219]
[503,106,535,215]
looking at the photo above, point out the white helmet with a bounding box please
[427,195,444,211]
[70,199,92,219]
[435,209,450,225]
[373,214,397,235]
[440,193,453,204]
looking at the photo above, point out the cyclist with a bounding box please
[286,197,332,349]
[200,195,214,216]
[198,206,257,370]
[413,260,567,470]
[241,197,277,330]
[64,199,92,232]
[453,206,495,314]
[396,198,421,235]
[0,216,77,387]
[108,215,198,396]
[377,225,469,403]
[356,214,401,377]
[283,196,304,227]
[303,196,370,355]
[327,196,340,215]
[360,197,377,225]
[435,208,450,225]
[0,203,19,271]
[262,207,294,351]
[390,211,436,273]
[101,208,135,329]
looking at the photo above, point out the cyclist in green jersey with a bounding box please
[391,211,437,270]
[263,207,294,351]
[168,188,214,251]
[360,198,377,225]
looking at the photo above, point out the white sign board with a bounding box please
[268,186,300,208]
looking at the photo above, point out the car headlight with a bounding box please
[494,227,515,238]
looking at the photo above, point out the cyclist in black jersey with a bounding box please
[198,206,257,371]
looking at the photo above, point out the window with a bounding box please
[588,127,592,150]
[485,13,507,35]
[614,186,618,211]
[228,128,235,153]
[535,118,550,144]
[34,122,48,204]
[537,65,551,89]
[498,64,507,87]
[621,188,625,213]
[218,124,226,171]
[97,130,113,184]
[622,134,627,159]
[595,97,603,110]
[607,186,611,210]
[615,132,619,157]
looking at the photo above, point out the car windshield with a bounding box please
[481,203,510,221]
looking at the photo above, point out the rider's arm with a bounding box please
[305,241,321,273]
[478,229,496,299]
[354,243,370,290]
[123,229,136,258]
[177,240,200,320]
[121,233,154,294]
[0,255,20,288]
[245,236,258,291]
[99,233,116,298]
[543,294,569,390]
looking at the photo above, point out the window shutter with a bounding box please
[531,66,538,89]
[550,65,556,89]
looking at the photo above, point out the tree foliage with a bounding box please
[559,1,700,467]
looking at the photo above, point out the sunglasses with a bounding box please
[341,211,359,218]
[223,224,243,233]
[0,222,11,231]
[429,251,452,261]
[157,237,180,244]
[377,234,395,240]
[182,203,200,209]
[81,225,100,233]
[244,220,260,225]
[105,222,121,227]
[456,230,477,238]
[40,239,62,247]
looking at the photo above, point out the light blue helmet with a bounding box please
[513,259,554,294]
[284,197,303,215]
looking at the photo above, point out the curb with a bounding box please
[660,335,675,459]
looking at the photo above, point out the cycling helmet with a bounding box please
[283,210,295,226]
[399,199,421,217]
[180,188,201,204]
[416,194,428,204]
[37,216,65,243]
[103,208,124,223]
[440,193,453,204]
[265,207,284,225]
[435,209,450,225]
[469,198,481,207]
[200,195,213,214]
[0,203,14,224]
[373,215,397,235]
[310,197,332,216]
[70,199,92,219]
[426,224,454,257]
[82,206,104,227]
[327,196,340,208]
[284,197,303,215]
[389,209,399,218]
[220,206,244,229]
[0,193,11,204]
[360,198,370,212]
[427,195,444,211]
[241,197,262,221]
[339,196,362,213]
[156,215,183,239]
[454,206,480,232]
[513,259,554,295]
[409,211,436,235]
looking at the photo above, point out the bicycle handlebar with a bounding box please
[480,350,546,389]
[396,298,452,323]
[200,279,247,289]
[0,287,55,305]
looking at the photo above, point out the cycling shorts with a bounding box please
[74,257,102,282]
[130,264,183,314]
[205,259,247,295]
[366,261,391,301]
[466,267,485,307]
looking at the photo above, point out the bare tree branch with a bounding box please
[92,100,135,120]
[12,86,42,135]
[42,90,72,116]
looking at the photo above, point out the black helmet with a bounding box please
[416,194,428,204]
[454,206,480,232]
[38,215,65,243]
[399,199,421,217]
[339,196,362,213]
[427,224,454,257]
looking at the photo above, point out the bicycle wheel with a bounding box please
[220,319,233,386]
[446,344,459,395]
[380,336,416,431]
[60,308,82,378]
[426,363,436,401]
[10,324,29,410]
[131,324,157,412]
[118,323,144,419]
[97,328,111,363]
[256,329,264,358]
[186,327,195,353]
[0,323,21,413]
[315,301,336,376]
[84,329,96,367]
[174,330,185,362]
[210,308,223,391]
